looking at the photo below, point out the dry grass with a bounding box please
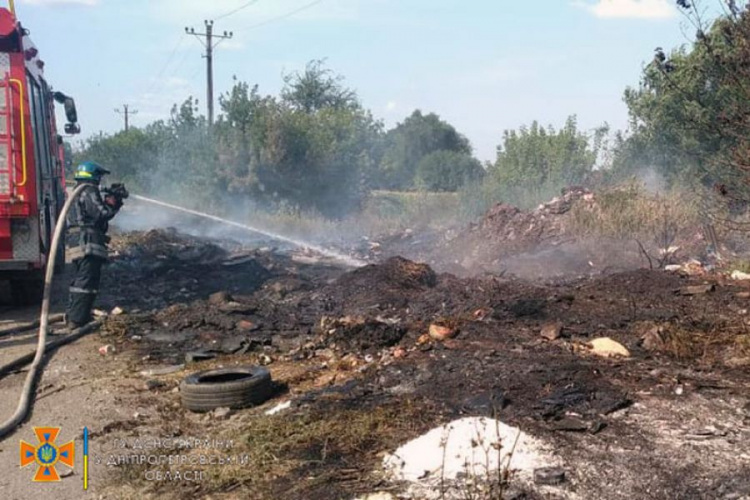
[105,399,434,499]
[205,401,433,497]
[568,183,701,241]
[637,320,746,363]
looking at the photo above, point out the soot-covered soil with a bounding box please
[78,227,750,500]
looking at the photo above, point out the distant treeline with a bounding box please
[76,2,749,218]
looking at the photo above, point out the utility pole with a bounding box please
[114,104,138,132]
[186,20,233,127]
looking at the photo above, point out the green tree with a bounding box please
[491,116,602,187]
[415,150,484,192]
[378,110,472,190]
[621,1,750,197]
[77,128,159,191]
[215,65,383,217]
[281,59,358,113]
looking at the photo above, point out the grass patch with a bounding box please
[106,400,436,499]
[207,401,433,497]
[568,182,701,240]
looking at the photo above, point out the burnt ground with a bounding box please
[29,226,743,500]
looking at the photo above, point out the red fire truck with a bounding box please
[0,5,80,304]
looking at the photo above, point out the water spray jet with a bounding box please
[130,194,367,268]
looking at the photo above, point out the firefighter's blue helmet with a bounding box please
[74,161,110,182]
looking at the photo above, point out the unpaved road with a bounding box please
[0,272,147,500]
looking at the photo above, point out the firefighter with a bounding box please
[65,161,125,328]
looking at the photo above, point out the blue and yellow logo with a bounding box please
[19,427,75,482]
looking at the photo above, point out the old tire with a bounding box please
[180,366,273,412]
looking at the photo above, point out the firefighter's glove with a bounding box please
[105,195,123,210]
[109,183,130,200]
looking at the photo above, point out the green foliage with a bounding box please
[415,150,484,192]
[462,116,603,215]
[490,116,601,187]
[459,177,566,216]
[214,69,383,218]
[77,62,387,218]
[378,110,472,190]
[620,3,750,197]
[281,59,359,113]
[77,128,159,192]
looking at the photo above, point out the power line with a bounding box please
[215,0,262,21]
[114,104,138,132]
[143,34,186,97]
[154,35,186,81]
[186,20,234,127]
[241,0,325,31]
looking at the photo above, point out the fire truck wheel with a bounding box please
[180,366,274,412]
[10,277,44,306]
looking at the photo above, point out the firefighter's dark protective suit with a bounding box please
[65,181,121,327]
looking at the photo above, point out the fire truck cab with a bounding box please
[0,7,80,304]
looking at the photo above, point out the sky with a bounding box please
[14,0,702,162]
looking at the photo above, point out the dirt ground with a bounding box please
[0,206,749,499]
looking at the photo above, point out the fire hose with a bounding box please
[0,183,363,439]
[0,184,102,439]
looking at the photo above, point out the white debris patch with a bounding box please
[264,400,292,416]
[383,417,560,495]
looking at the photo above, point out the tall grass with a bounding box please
[567,181,701,240]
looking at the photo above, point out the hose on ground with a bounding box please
[0,184,94,440]
[0,314,65,339]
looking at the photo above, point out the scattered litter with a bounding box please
[587,338,630,358]
[731,270,750,281]
[98,344,116,356]
[140,364,185,377]
[258,354,273,366]
[144,379,166,391]
[236,320,258,332]
[683,260,709,276]
[428,323,458,341]
[212,407,233,420]
[658,246,680,257]
[552,417,588,432]
[540,322,563,341]
[265,400,292,416]
[664,265,682,272]
[641,324,666,352]
[383,417,559,494]
[534,466,566,485]
[472,308,491,321]
[355,494,394,500]
[678,284,715,296]
[375,315,401,326]
[185,351,217,364]
[209,291,233,305]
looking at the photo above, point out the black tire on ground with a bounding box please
[180,366,274,412]
[10,274,45,306]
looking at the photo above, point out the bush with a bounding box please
[415,150,484,192]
